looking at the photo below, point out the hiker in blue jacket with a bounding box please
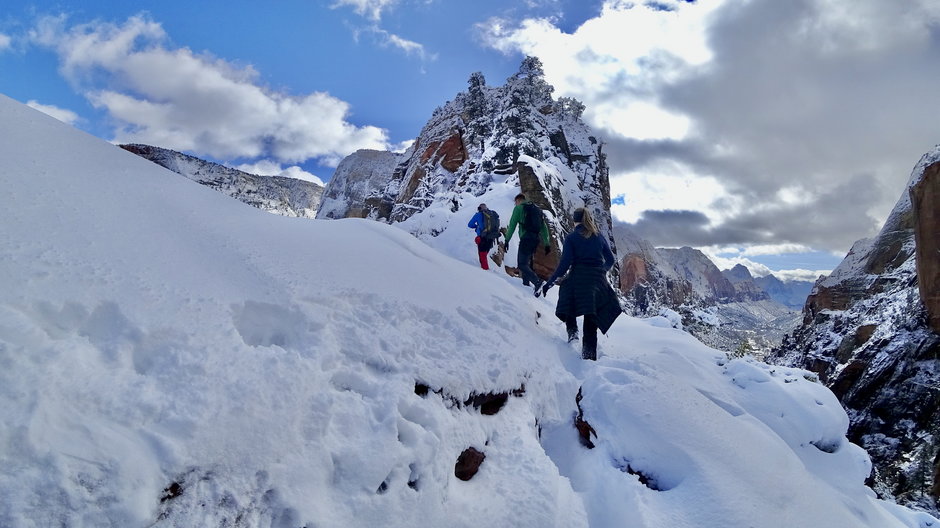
[468,203,497,270]
[541,207,621,360]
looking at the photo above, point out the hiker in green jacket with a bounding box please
[504,193,551,296]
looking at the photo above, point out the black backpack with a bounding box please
[480,209,501,240]
[521,202,544,235]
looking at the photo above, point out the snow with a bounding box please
[1,92,937,527]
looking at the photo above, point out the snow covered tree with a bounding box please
[466,71,491,139]
[557,97,586,120]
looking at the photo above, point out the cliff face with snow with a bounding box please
[317,58,613,281]
[772,146,940,512]
[121,143,324,218]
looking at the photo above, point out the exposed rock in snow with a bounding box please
[121,143,323,218]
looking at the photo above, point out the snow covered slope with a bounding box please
[0,93,935,527]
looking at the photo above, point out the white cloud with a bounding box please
[0,33,12,52]
[236,160,325,186]
[331,0,398,21]
[356,25,437,62]
[609,160,735,224]
[26,100,80,125]
[479,0,940,255]
[701,249,830,282]
[392,139,414,153]
[478,0,720,141]
[31,14,389,167]
[739,244,817,257]
[772,268,829,283]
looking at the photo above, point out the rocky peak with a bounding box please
[120,143,323,218]
[722,264,770,302]
[317,57,614,280]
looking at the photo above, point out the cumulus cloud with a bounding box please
[29,14,390,167]
[236,160,325,186]
[26,100,80,125]
[0,33,12,52]
[479,0,940,255]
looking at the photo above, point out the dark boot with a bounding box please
[565,317,579,342]
[582,315,598,360]
[581,345,596,361]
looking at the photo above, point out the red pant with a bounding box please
[475,236,494,269]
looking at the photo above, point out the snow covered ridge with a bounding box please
[120,143,324,219]
[1,93,937,527]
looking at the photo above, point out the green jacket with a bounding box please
[505,201,550,246]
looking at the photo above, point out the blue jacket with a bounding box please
[468,211,485,236]
[547,225,614,285]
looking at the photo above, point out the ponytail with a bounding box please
[574,207,598,238]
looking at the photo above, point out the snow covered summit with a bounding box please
[0,93,935,527]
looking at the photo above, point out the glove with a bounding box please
[543,246,551,255]
[475,236,481,244]
[541,281,554,296]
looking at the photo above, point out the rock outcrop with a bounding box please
[120,144,323,218]
[316,58,614,282]
[772,146,940,512]
[912,161,940,334]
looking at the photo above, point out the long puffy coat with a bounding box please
[547,225,621,333]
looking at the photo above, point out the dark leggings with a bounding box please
[566,314,598,360]
[517,235,541,286]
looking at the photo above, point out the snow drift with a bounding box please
[0,93,935,527]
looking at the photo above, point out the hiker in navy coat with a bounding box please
[467,203,496,270]
[541,207,621,360]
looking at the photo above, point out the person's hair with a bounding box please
[514,193,526,202]
[574,207,598,238]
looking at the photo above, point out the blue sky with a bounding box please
[3,0,939,280]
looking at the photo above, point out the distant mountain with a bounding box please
[754,274,816,309]
[771,145,940,512]
[722,264,770,302]
[613,224,799,355]
[120,143,323,218]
